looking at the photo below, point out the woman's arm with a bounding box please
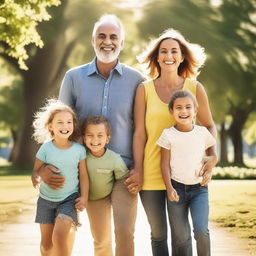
[196,82,217,137]
[75,159,89,211]
[125,84,147,193]
[200,147,218,186]
[161,148,179,202]
[196,82,218,184]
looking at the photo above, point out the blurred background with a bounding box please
[0,0,256,170]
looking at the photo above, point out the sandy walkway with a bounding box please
[0,195,251,256]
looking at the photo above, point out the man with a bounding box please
[37,14,144,256]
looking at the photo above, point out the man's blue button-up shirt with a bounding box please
[59,58,144,168]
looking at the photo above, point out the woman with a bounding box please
[126,29,217,255]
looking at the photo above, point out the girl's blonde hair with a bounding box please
[32,99,80,144]
[137,28,206,79]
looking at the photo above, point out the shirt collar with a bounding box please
[87,57,123,76]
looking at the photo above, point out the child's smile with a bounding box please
[171,96,196,132]
[84,123,110,157]
[48,111,74,140]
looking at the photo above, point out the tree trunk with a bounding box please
[219,122,229,165]
[11,36,77,168]
[229,124,244,166]
[8,129,17,162]
[228,109,250,167]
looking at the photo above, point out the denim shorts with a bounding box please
[35,192,80,226]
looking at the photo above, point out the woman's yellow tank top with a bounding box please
[143,78,197,190]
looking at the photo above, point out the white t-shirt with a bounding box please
[156,125,216,185]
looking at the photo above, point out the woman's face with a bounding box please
[157,38,184,73]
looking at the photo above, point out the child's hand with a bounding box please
[167,188,179,202]
[75,196,87,211]
[127,184,140,195]
[31,173,41,188]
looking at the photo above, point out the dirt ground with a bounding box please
[0,194,252,256]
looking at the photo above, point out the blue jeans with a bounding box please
[167,179,210,256]
[140,190,173,256]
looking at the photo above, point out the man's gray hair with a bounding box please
[92,14,125,41]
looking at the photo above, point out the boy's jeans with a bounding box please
[167,179,210,256]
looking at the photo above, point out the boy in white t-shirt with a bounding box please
[157,90,217,256]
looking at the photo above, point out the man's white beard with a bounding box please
[94,48,121,63]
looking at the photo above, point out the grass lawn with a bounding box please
[209,180,256,255]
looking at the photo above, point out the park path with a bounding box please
[0,183,252,256]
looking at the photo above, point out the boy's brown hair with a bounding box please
[81,115,112,137]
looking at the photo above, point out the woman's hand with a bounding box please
[124,169,143,194]
[199,155,218,186]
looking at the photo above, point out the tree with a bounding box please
[0,0,60,70]
[208,0,256,166]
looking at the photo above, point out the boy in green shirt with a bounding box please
[82,115,129,256]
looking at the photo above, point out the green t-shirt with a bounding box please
[87,148,128,200]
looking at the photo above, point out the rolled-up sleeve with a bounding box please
[59,72,75,108]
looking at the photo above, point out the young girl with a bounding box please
[157,90,217,256]
[82,115,129,256]
[31,99,89,256]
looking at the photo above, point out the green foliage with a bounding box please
[0,85,23,128]
[0,0,60,70]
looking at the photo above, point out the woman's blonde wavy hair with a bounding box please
[137,28,206,79]
[32,99,80,144]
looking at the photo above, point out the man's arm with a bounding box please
[59,71,75,106]
[37,164,65,190]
